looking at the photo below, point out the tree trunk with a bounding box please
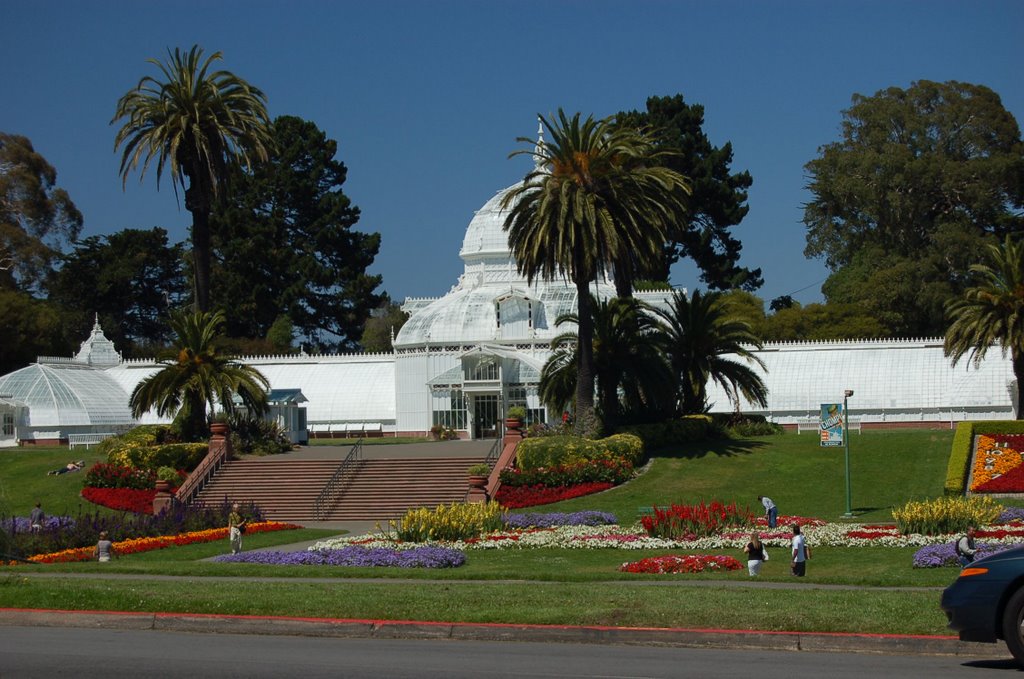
[1015,350,1024,420]
[185,185,212,312]
[574,277,597,436]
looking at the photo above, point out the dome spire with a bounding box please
[533,117,546,170]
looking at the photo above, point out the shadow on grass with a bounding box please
[651,437,768,460]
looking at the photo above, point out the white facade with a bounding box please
[0,137,1017,443]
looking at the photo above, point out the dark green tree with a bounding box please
[47,228,187,353]
[0,290,69,375]
[803,80,1024,336]
[0,133,83,292]
[211,115,383,351]
[648,290,768,415]
[615,95,761,292]
[360,300,409,353]
[539,295,670,432]
[113,45,274,312]
[130,310,269,441]
[502,110,690,434]
[944,236,1024,419]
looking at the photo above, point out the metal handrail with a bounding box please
[484,437,502,466]
[314,438,363,520]
[175,441,228,506]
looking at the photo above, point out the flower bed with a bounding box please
[212,545,465,568]
[493,482,613,508]
[19,521,300,564]
[641,500,755,539]
[620,554,743,574]
[504,511,617,529]
[310,516,1024,553]
[81,487,160,514]
[970,435,1024,492]
[912,541,1021,568]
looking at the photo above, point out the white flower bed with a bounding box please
[309,522,1024,552]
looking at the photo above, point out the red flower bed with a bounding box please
[974,462,1024,493]
[620,554,743,574]
[494,482,613,508]
[82,485,182,514]
[641,500,754,540]
[82,487,160,514]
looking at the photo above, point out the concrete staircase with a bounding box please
[193,456,487,522]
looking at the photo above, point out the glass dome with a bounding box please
[0,360,133,427]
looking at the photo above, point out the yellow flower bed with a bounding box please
[389,502,505,542]
[970,435,1023,490]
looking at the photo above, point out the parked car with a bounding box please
[941,545,1024,665]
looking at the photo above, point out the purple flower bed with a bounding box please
[998,508,1024,523]
[504,511,618,529]
[912,542,1021,568]
[1,516,76,533]
[212,545,466,568]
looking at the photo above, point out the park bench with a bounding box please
[67,432,114,449]
[795,419,861,434]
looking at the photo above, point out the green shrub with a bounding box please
[228,415,291,456]
[467,463,491,476]
[892,495,1002,535]
[156,466,180,483]
[506,405,527,421]
[107,440,207,473]
[598,433,645,466]
[499,457,634,487]
[516,435,603,470]
[620,415,712,450]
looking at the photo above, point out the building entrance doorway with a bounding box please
[473,394,501,439]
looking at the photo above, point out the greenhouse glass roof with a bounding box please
[0,361,132,427]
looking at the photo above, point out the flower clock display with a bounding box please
[970,435,1024,493]
[620,554,743,574]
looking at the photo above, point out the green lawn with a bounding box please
[0,430,997,635]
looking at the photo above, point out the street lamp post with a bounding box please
[843,389,855,519]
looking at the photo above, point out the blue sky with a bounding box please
[4,1,1022,307]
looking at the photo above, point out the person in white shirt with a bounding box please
[791,524,811,576]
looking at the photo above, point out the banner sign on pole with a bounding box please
[819,403,844,447]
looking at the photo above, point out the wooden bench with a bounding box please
[68,433,114,449]
[795,420,861,434]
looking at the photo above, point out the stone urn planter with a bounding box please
[210,422,230,437]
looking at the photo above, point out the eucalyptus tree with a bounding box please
[944,236,1024,419]
[649,289,768,416]
[130,310,269,441]
[502,110,690,434]
[113,45,273,311]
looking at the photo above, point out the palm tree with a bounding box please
[502,110,690,433]
[130,310,269,441]
[540,295,670,432]
[648,290,768,416]
[945,235,1024,419]
[113,45,273,311]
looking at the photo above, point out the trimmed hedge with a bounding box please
[515,433,645,471]
[619,415,712,451]
[944,420,1024,496]
[100,427,207,473]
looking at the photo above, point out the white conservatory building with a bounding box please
[0,135,1017,445]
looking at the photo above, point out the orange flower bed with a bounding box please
[21,521,300,564]
[970,435,1024,491]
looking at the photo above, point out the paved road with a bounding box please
[0,624,1014,678]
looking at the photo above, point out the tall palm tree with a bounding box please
[113,45,273,311]
[648,290,768,416]
[540,295,670,432]
[502,110,690,433]
[945,235,1024,419]
[130,310,269,441]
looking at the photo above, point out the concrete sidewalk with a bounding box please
[0,607,1011,661]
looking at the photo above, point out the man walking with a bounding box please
[791,524,811,577]
[758,495,778,528]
